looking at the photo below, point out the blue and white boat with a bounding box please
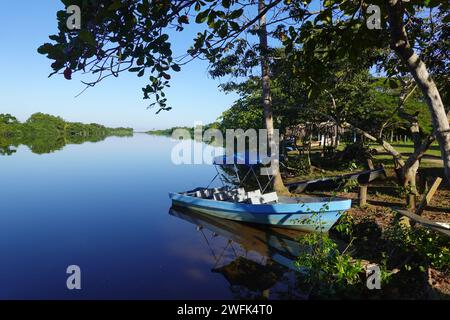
[169,153,351,232]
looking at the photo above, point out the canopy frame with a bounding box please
[208,161,274,194]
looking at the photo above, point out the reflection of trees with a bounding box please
[0,145,17,156]
[65,133,107,145]
[24,134,67,154]
[214,256,284,299]
[7,133,106,155]
[0,135,19,155]
[212,241,313,300]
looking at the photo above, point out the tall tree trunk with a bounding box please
[258,0,288,194]
[397,85,420,193]
[401,114,421,194]
[386,0,450,183]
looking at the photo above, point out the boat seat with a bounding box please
[213,191,231,201]
[194,188,222,199]
[232,194,247,202]
[230,188,246,202]
[209,188,279,204]
[246,190,261,197]
[205,188,221,198]
[212,188,246,202]
[247,191,278,204]
[229,188,245,202]
[248,197,262,204]
[260,192,278,204]
[246,190,263,204]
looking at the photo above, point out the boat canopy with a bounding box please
[212,152,271,166]
[210,152,274,193]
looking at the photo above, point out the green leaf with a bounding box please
[49,35,60,41]
[171,64,181,72]
[161,72,171,80]
[37,43,53,54]
[315,11,331,24]
[108,0,123,11]
[196,10,210,24]
[178,15,189,24]
[388,78,399,89]
[78,30,96,47]
[229,8,243,19]
[229,21,239,31]
[443,14,450,24]
[158,34,169,42]
[218,25,228,38]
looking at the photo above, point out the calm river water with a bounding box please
[0,134,307,299]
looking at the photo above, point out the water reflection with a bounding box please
[169,207,312,299]
[2,133,320,299]
[0,133,134,156]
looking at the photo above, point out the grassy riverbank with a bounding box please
[283,156,449,299]
[312,171,449,299]
[274,144,448,298]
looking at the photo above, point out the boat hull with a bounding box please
[169,192,351,232]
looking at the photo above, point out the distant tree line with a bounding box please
[0,113,133,155]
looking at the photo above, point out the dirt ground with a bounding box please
[330,185,449,228]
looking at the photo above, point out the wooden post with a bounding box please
[400,177,441,229]
[367,159,375,170]
[393,208,450,237]
[406,193,416,211]
[418,171,429,194]
[415,177,442,216]
[359,184,368,207]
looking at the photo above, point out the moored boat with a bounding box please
[169,152,352,232]
[169,187,350,232]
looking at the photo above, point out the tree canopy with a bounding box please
[39,0,450,181]
[38,1,448,109]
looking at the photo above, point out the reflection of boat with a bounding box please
[169,207,314,299]
[169,206,305,271]
[169,153,351,232]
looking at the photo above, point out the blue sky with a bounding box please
[0,1,238,131]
